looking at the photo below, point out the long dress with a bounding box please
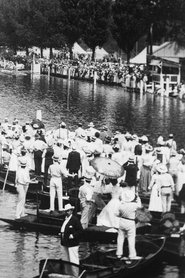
[96,184,122,229]
[148,174,162,212]
[176,162,185,195]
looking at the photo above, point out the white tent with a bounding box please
[73,43,87,55]
[95,47,108,60]
[130,45,161,64]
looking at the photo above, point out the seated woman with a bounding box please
[96,178,123,229]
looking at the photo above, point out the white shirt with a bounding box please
[61,214,72,233]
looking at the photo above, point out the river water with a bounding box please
[0,72,185,278]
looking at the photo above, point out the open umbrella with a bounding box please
[90,157,124,178]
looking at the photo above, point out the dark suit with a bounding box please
[66,150,81,187]
[61,215,83,247]
[124,162,138,187]
[60,215,83,265]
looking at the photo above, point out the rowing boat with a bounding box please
[0,211,150,241]
[33,235,166,278]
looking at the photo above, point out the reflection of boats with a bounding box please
[33,235,166,278]
[0,68,29,76]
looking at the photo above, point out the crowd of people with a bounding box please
[40,58,149,91]
[1,116,185,261]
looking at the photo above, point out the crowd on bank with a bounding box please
[1,116,185,261]
[40,58,149,91]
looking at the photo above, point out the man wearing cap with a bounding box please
[166,134,177,151]
[116,189,142,260]
[54,122,68,142]
[15,157,31,219]
[85,122,99,138]
[48,155,74,212]
[60,203,83,266]
[123,156,138,187]
[75,123,85,139]
[33,133,47,176]
[66,144,82,188]
[78,167,96,228]
[157,164,175,212]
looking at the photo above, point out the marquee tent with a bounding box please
[73,43,87,55]
[130,45,161,64]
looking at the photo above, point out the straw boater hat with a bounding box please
[19,157,27,167]
[64,204,74,211]
[156,164,168,174]
[52,155,60,162]
[140,135,148,142]
[145,143,153,152]
[60,121,66,127]
[88,122,95,128]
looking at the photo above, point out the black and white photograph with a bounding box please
[0,0,185,277]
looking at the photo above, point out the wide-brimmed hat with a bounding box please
[64,204,74,211]
[19,157,27,167]
[60,122,66,127]
[140,135,148,142]
[33,123,39,129]
[145,143,153,152]
[52,155,60,161]
[88,122,95,128]
[170,149,177,157]
[156,164,168,174]
[155,148,162,154]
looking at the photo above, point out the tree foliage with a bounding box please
[112,0,151,62]
[0,0,185,60]
[79,0,112,60]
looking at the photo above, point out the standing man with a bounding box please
[78,167,96,229]
[15,157,31,219]
[48,155,74,212]
[60,203,83,265]
[66,144,81,188]
[33,133,47,176]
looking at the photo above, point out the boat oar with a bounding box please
[39,258,48,278]
[2,164,10,191]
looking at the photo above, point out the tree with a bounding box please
[0,0,28,53]
[112,0,149,63]
[58,0,83,59]
[79,0,112,61]
[29,0,64,58]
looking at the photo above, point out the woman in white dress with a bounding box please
[176,157,185,196]
[97,178,123,229]
[148,171,163,212]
